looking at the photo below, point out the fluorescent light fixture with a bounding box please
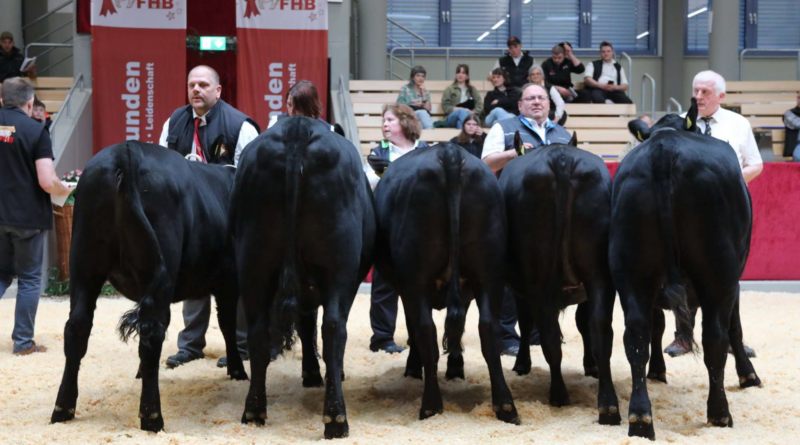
[687,7,707,18]
[491,19,506,30]
[477,31,490,41]
[637,31,650,39]
[523,0,532,4]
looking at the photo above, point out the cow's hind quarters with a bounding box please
[707,416,734,428]
[627,412,655,441]
[739,372,762,389]
[323,416,349,439]
[51,405,75,423]
[140,411,164,432]
[646,370,668,384]
[512,357,531,376]
[302,370,324,388]
[241,409,267,425]
[493,402,521,425]
[598,405,621,425]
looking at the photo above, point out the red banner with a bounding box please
[236,0,329,129]
[91,0,187,154]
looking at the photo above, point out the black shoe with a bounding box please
[501,345,519,357]
[216,353,250,368]
[166,351,202,369]
[370,342,407,354]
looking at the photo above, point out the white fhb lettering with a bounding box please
[265,63,283,118]
[123,62,141,140]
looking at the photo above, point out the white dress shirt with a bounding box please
[158,109,259,166]
[481,117,550,159]
[683,107,763,168]
[584,60,628,85]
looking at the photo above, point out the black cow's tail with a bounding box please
[442,145,465,355]
[116,142,171,346]
[550,150,574,321]
[272,119,306,353]
[651,143,696,352]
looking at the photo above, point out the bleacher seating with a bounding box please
[350,80,637,161]
[31,77,73,115]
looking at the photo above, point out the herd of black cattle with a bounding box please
[48,99,761,440]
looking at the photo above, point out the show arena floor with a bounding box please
[1,292,798,444]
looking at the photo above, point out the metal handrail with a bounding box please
[338,75,361,153]
[641,73,656,119]
[49,73,85,143]
[22,0,73,31]
[739,48,800,80]
[620,52,633,98]
[25,42,74,59]
[387,18,427,48]
[667,97,682,114]
[30,20,73,45]
[39,54,74,76]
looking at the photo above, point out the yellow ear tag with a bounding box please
[637,131,644,142]
[686,116,693,129]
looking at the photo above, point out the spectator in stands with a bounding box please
[366,104,428,353]
[542,42,587,103]
[450,113,484,159]
[483,67,519,127]
[1,32,36,82]
[396,65,433,130]
[583,41,632,104]
[488,37,534,89]
[528,65,566,126]
[31,99,51,132]
[664,70,762,359]
[0,77,73,355]
[782,91,800,161]
[619,114,652,160]
[442,64,483,129]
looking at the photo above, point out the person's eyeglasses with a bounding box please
[521,96,548,103]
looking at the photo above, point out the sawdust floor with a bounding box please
[0,291,798,444]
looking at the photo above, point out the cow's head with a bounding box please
[629,98,699,142]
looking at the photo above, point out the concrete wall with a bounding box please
[23,0,74,77]
[328,0,351,90]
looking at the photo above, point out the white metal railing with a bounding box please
[386,18,428,80]
[49,73,85,144]
[667,97,682,114]
[640,73,656,119]
[739,48,800,80]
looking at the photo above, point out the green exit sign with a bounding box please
[200,36,227,51]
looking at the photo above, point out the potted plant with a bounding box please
[52,170,81,280]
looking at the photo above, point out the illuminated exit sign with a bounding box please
[199,36,227,51]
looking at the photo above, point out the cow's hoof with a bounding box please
[135,367,142,379]
[140,412,164,432]
[51,406,75,423]
[549,388,570,408]
[647,371,668,384]
[419,406,444,420]
[707,416,733,428]
[598,405,621,425]
[628,413,655,440]
[404,368,422,380]
[445,367,465,381]
[324,419,349,439]
[584,365,599,379]
[512,359,531,376]
[241,410,266,425]
[739,373,762,389]
[495,402,520,425]
[228,368,249,381]
[303,371,324,388]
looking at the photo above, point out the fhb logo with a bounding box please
[244,0,316,18]
[100,0,175,17]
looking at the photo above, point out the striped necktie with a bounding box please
[700,117,712,136]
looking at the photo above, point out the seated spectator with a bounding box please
[31,99,51,132]
[619,114,653,160]
[442,64,483,129]
[1,32,36,82]
[483,67,519,127]
[528,65,566,126]
[783,92,800,161]
[449,113,484,159]
[583,41,633,104]
[542,42,588,103]
[396,65,433,129]
[488,36,533,89]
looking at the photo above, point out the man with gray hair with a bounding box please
[664,69,762,358]
[0,77,73,355]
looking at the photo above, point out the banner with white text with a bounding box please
[91,0,186,154]
[236,0,328,129]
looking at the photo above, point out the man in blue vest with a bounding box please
[481,83,571,355]
[158,65,260,369]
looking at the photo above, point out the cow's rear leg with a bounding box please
[476,285,519,424]
[136,283,173,432]
[445,301,469,381]
[575,302,597,378]
[647,308,668,384]
[729,293,761,389]
[298,310,323,388]
[584,276,620,426]
[406,296,443,420]
[403,307,422,380]
[536,307,569,407]
[215,294,248,381]
[512,292,534,376]
[51,272,105,424]
[621,290,656,440]
[321,287,354,439]
[700,294,735,428]
[242,306,271,425]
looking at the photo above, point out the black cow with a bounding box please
[371,142,519,425]
[612,100,761,440]
[498,133,620,425]
[50,141,247,432]
[228,116,374,439]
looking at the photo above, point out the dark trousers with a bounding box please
[499,286,539,350]
[587,87,633,104]
[0,226,46,352]
[369,269,400,349]
[178,295,249,358]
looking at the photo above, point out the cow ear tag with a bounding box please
[685,116,693,130]
[637,131,644,142]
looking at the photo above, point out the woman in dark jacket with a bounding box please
[449,113,485,159]
[483,68,520,127]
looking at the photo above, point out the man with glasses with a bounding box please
[480,83,571,355]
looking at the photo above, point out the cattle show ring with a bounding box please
[2,1,800,444]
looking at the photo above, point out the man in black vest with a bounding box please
[0,78,73,355]
[582,41,633,104]
[488,37,534,90]
[542,42,588,103]
[158,65,260,369]
[783,91,800,160]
